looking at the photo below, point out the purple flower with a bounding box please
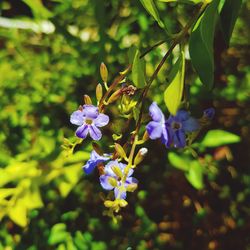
[203,108,215,120]
[70,105,109,140]
[99,160,138,200]
[82,150,110,175]
[146,102,169,146]
[166,110,199,148]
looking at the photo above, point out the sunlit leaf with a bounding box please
[201,129,241,147]
[139,0,165,29]
[131,49,146,88]
[164,51,185,115]
[168,152,190,171]
[8,200,28,227]
[159,0,201,3]
[189,0,220,89]
[185,161,204,189]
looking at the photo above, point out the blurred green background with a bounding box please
[0,0,249,249]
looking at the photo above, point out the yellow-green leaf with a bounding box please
[164,51,185,115]
[8,200,28,227]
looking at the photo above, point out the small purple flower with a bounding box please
[70,105,109,141]
[82,150,110,175]
[166,110,199,148]
[146,102,169,146]
[99,160,138,200]
[203,108,215,120]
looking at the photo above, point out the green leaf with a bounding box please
[185,161,204,189]
[201,129,241,147]
[189,0,220,89]
[8,200,28,227]
[48,223,68,245]
[168,152,190,171]
[139,0,165,29]
[164,51,185,115]
[220,0,242,46]
[131,49,146,88]
[159,0,201,4]
[22,0,52,19]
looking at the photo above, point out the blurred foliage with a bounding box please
[0,0,249,249]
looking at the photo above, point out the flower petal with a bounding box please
[89,125,102,140]
[161,124,170,147]
[173,129,186,148]
[82,105,99,119]
[100,175,114,190]
[176,110,189,121]
[149,102,163,122]
[125,177,138,185]
[203,108,215,120]
[76,124,89,139]
[114,187,126,200]
[82,160,96,175]
[182,117,199,132]
[104,160,118,177]
[94,113,109,127]
[146,121,163,139]
[70,110,84,126]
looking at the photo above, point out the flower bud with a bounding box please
[142,131,149,142]
[126,183,138,192]
[203,108,215,120]
[114,143,127,160]
[100,62,108,83]
[111,165,123,179]
[108,177,118,187]
[107,89,121,104]
[104,200,114,208]
[134,147,148,165]
[84,94,92,105]
[96,83,103,102]
[118,199,128,207]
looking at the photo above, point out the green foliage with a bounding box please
[201,129,241,147]
[164,50,185,115]
[189,0,220,89]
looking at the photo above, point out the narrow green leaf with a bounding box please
[201,129,241,147]
[159,0,201,4]
[139,0,165,29]
[185,161,204,189]
[189,0,220,89]
[164,51,185,115]
[22,0,52,19]
[220,0,242,46]
[132,49,146,88]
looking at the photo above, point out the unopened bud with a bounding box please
[84,95,92,105]
[111,165,123,179]
[107,89,121,104]
[96,83,103,102]
[142,131,149,142]
[100,62,108,83]
[114,143,127,160]
[108,177,118,187]
[203,108,215,120]
[118,199,128,207]
[126,183,138,192]
[134,147,148,165]
[104,200,114,208]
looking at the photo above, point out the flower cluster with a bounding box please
[146,102,214,148]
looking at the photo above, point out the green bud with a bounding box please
[126,183,138,192]
[118,199,128,207]
[104,200,114,208]
[96,83,103,102]
[108,177,118,187]
[134,148,148,165]
[107,89,121,104]
[100,62,108,83]
[111,165,123,179]
[84,94,92,105]
[115,143,127,160]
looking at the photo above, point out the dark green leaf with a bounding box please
[220,0,242,46]
[189,0,220,89]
